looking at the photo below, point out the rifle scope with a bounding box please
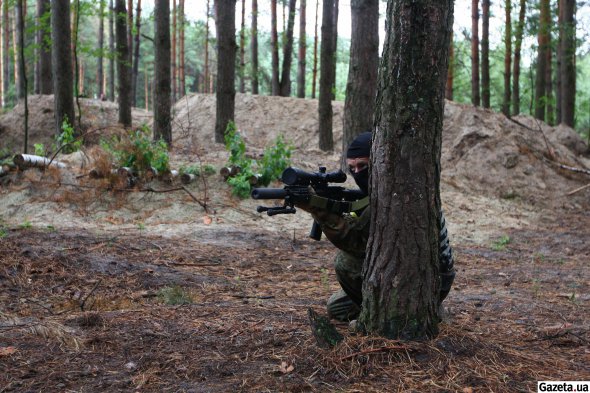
[281,167,347,186]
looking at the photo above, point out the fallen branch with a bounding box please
[340,344,411,361]
[566,183,590,196]
[80,279,102,311]
[542,157,590,176]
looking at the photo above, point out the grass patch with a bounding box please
[491,235,511,251]
[157,285,193,305]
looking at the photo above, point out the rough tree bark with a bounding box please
[132,0,142,106]
[318,0,336,151]
[481,0,490,108]
[502,0,511,117]
[270,0,280,95]
[512,0,526,116]
[153,0,171,145]
[35,0,52,95]
[296,0,306,98]
[1,0,8,107]
[239,0,245,93]
[279,0,296,96]
[16,0,28,153]
[51,0,75,135]
[214,0,237,143]
[15,0,25,100]
[251,0,259,94]
[445,34,454,101]
[358,0,454,340]
[559,0,575,127]
[97,0,105,99]
[204,0,210,93]
[342,0,379,154]
[535,0,550,121]
[171,0,177,101]
[311,0,319,99]
[471,0,480,106]
[115,0,132,127]
[179,0,185,97]
[108,0,115,101]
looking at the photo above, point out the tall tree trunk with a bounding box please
[545,22,554,125]
[512,0,526,116]
[279,0,296,96]
[171,0,177,101]
[51,0,75,136]
[16,0,28,153]
[1,0,8,107]
[559,0,575,127]
[108,0,115,101]
[0,0,3,107]
[270,0,280,95]
[446,34,454,100]
[154,0,171,144]
[342,0,378,153]
[238,0,245,93]
[311,0,319,98]
[214,0,237,143]
[331,0,339,100]
[318,0,336,151]
[502,0,511,116]
[471,0,480,106]
[204,0,210,93]
[481,0,490,108]
[535,0,550,121]
[296,0,306,98]
[144,65,148,110]
[12,10,19,95]
[35,0,52,95]
[97,0,105,99]
[132,0,142,106]
[15,2,25,100]
[359,0,453,340]
[251,0,259,94]
[115,0,132,127]
[178,0,185,97]
[127,0,133,61]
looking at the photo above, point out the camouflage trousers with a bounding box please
[326,251,456,322]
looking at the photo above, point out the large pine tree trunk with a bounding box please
[296,0,306,98]
[279,0,296,97]
[115,0,132,127]
[535,0,550,121]
[342,0,378,153]
[318,0,336,151]
[171,0,177,101]
[446,34,454,100]
[359,0,453,340]
[108,0,115,101]
[132,0,142,106]
[502,0,511,116]
[178,0,185,97]
[251,0,259,94]
[204,0,210,93]
[471,0,480,106]
[559,0,575,127]
[238,0,245,93]
[16,0,28,152]
[214,0,236,143]
[97,0,105,99]
[51,0,75,135]
[15,0,25,100]
[481,0,490,108]
[35,0,52,95]
[512,0,526,116]
[311,0,319,99]
[154,0,171,144]
[270,0,280,95]
[1,0,8,107]
[545,26,554,125]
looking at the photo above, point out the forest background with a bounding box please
[0,0,589,143]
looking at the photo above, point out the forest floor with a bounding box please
[0,94,589,392]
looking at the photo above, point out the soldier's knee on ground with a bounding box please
[327,289,361,322]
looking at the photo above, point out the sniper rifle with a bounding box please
[251,166,367,240]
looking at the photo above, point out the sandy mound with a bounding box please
[0,95,152,153]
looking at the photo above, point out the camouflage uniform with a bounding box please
[308,202,455,322]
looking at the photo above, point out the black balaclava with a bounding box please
[346,132,372,195]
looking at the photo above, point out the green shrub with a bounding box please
[491,235,511,251]
[56,117,82,154]
[34,143,46,157]
[101,125,170,173]
[157,285,192,305]
[223,122,292,198]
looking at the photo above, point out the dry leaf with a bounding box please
[279,361,294,374]
[0,346,17,356]
[203,215,212,225]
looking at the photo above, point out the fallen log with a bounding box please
[181,173,197,184]
[220,165,240,179]
[13,154,66,169]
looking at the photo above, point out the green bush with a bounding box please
[223,122,292,198]
[101,125,170,173]
[56,117,82,154]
